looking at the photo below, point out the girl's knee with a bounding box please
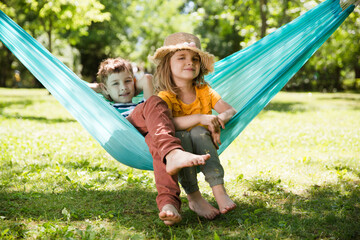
[190,126,210,141]
[175,131,191,140]
[191,126,208,134]
[175,131,192,151]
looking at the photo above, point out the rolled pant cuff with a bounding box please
[182,184,200,195]
[207,178,224,188]
[160,146,184,165]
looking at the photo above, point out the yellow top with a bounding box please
[158,85,221,129]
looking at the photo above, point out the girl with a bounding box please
[150,32,237,219]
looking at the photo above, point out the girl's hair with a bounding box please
[97,58,133,84]
[154,51,208,95]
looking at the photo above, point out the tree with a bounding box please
[289,2,360,91]
[0,0,110,87]
[0,0,30,87]
[74,0,131,82]
[75,0,200,80]
[119,0,200,70]
[188,0,247,59]
[25,0,110,52]
[188,0,303,59]
[1,0,359,90]
[259,0,268,38]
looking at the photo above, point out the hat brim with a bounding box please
[149,46,215,75]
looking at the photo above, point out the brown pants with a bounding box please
[126,96,182,211]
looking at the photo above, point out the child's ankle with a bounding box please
[187,190,202,200]
[212,184,227,195]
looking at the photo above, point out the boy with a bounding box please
[89,57,211,225]
[88,58,153,117]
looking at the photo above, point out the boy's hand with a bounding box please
[88,82,111,100]
[135,74,153,99]
[88,82,102,93]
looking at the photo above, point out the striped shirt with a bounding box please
[98,93,144,117]
[112,101,144,117]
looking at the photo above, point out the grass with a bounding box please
[0,88,359,239]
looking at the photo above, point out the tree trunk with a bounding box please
[260,0,268,38]
[48,17,52,52]
[230,15,242,53]
[333,66,342,92]
[0,46,14,87]
[279,0,290,27]
[355,64,360,78]
[354,62,360,90]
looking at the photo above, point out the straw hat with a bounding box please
[149,32,215,74]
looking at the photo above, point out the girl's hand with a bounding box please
[209,129,221,149]
[200,115,224,148]
[200,115,225,133]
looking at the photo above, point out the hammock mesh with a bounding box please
[0,0,355,170]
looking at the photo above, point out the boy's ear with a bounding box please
[100,83,108,94]
[100,83,111,100]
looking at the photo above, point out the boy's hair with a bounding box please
[97,58,134,84]
[153,51,208,95]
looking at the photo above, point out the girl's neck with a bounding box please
[173,77,193,89]
[174,79,196,104]
[174,78,194,93]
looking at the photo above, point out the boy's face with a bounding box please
[104,72,135,103]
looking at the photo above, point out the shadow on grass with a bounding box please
[317,95,360,111]
[0,113,76,123]
[1,178,359,239]
[0,99,75,123]
[318,96,360,102]
[0,187,164,238]
[227,177,360,240]
[0,188,158,221]
[0,100,34,110]
[263,101,307,113]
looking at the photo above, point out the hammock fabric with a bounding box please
[0,0,357,170]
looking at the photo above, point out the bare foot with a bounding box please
[187,191,220,220]
[159,204,182,226]
[212,184,236,214]
[165,149,210,175]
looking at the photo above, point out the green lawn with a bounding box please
[0,88,359,239]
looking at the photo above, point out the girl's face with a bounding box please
[170,50,200,84]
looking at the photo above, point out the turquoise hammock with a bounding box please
[0,0,357,170]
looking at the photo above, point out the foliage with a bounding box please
[1,0,110,48]
[0,0,360,90]
[283,3,360,92]
[1,88,359,239]
[0,0,110,86]
[123,0,200,70]
[76,0,201,77]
